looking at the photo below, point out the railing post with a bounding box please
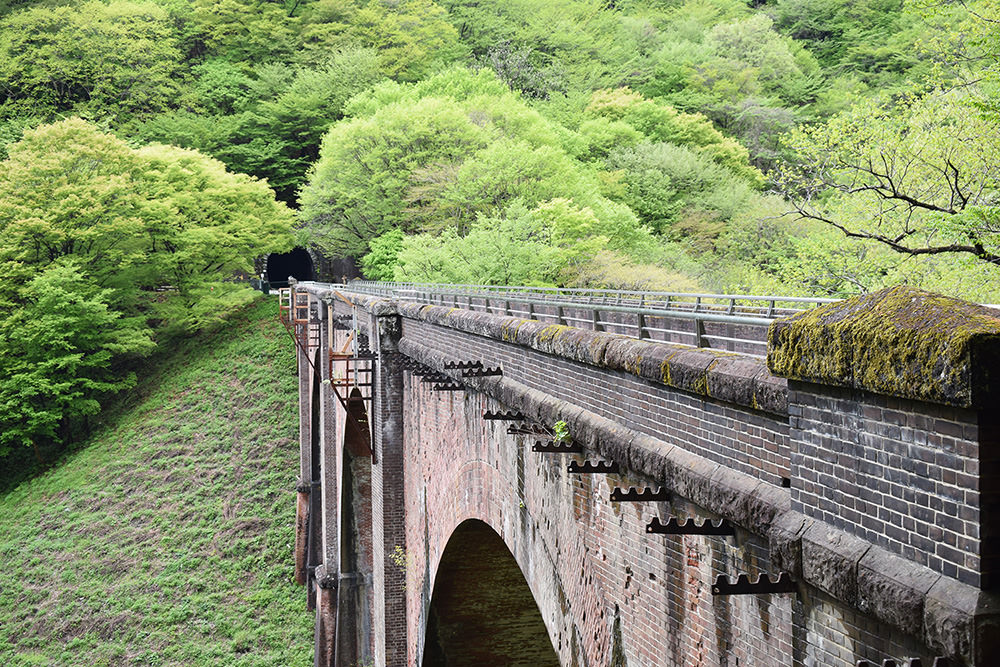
[695,318,706,348]
[637,295,646,339]
[527,301,535,320]
[556,304,564,326]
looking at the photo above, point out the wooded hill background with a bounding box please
[1,0,998,472]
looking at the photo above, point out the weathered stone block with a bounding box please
[768,285,1000,408]
[769,510,811,578]
[707,465,761,529]
[746,481,790,535]
[802,522,872,606]
[752,369,787,414]
[602,338,661,377]
[705,355,762,407]
[923,576,977,660]
[665,447,718,509]
[857,546,940,637]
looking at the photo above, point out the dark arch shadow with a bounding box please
[266,247,314,287]
[422,519,560,667]
[338,387,373,665]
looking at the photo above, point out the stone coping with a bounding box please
[768,285,1000,409]
[398,335,997,664]
[307,287,787,416]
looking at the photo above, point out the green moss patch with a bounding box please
[767,285,1000,407]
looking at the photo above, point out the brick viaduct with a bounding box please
[283,281,1000,666]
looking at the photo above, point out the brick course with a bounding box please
[789,381,982,586]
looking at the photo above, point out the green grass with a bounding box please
[0,296,313,666]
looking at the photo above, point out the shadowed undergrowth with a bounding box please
[0,295,312,666]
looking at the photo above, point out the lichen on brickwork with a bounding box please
[767,285,1000,407]
[536,324,573,344]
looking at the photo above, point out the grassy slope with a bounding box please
[0,296,313,666]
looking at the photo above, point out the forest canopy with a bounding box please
[0,0,998,460]
[0,119,294,457]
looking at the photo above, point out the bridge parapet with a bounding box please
[766,286,1000,660]
[289,280,1000,666]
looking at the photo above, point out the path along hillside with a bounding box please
[0,297,312,666]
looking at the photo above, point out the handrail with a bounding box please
[293,280,842,357]
[342,280,838,311]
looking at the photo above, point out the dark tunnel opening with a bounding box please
[266,247,314,287]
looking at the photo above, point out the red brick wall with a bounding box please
[399,378,932,666]
[303,291,973,666]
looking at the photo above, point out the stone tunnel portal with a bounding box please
[266,247,314,287]
[421,519,559,667]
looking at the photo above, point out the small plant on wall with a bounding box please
[389,545,413,590]
[553,420,571,444]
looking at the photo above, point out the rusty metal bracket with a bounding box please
[483,411,527,421]
[857,659,950,667]
[711,573,796,596]
[568,460,620,474]
[646,517,734,536]
[400,359,426,371]
[611,487,670,502]
[533,440,583,453]
[431,382,465,392]
[444,361,483,370]
[508,423,551,436]
[462,366,502,377]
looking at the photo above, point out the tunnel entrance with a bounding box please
[266,247,314,287]
[422,519,559,666]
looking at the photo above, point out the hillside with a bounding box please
[0,297,313,666]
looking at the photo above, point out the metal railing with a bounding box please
[302,280,840,357]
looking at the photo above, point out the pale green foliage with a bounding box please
[302,68,641,258]
[361,228,405,280]
[705,15,805,88]
[577,117,643,160]
[301,94,489,256]
[347,0,465,81]
[395,199,613,285]
[553,420,570,443]
[189,0,298,62]
[0,119,295,451]
[130,48,382,201]
[608,142,754,236]
[0,1,184,122]
[585,88,763,184]
[0,119,296,314]
[0,261,155,456]
[439,0,663,93]
[565,250,705,292]
[786,89,1000,266]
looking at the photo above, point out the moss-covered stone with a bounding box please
[767,285,1000,408]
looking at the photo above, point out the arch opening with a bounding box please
[422,519,559,666]
[337,387,374,664]
[266,247,314,287]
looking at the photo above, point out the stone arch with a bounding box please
[421,519,560,666]
[337,387,374,664]
[266,247,314,286]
